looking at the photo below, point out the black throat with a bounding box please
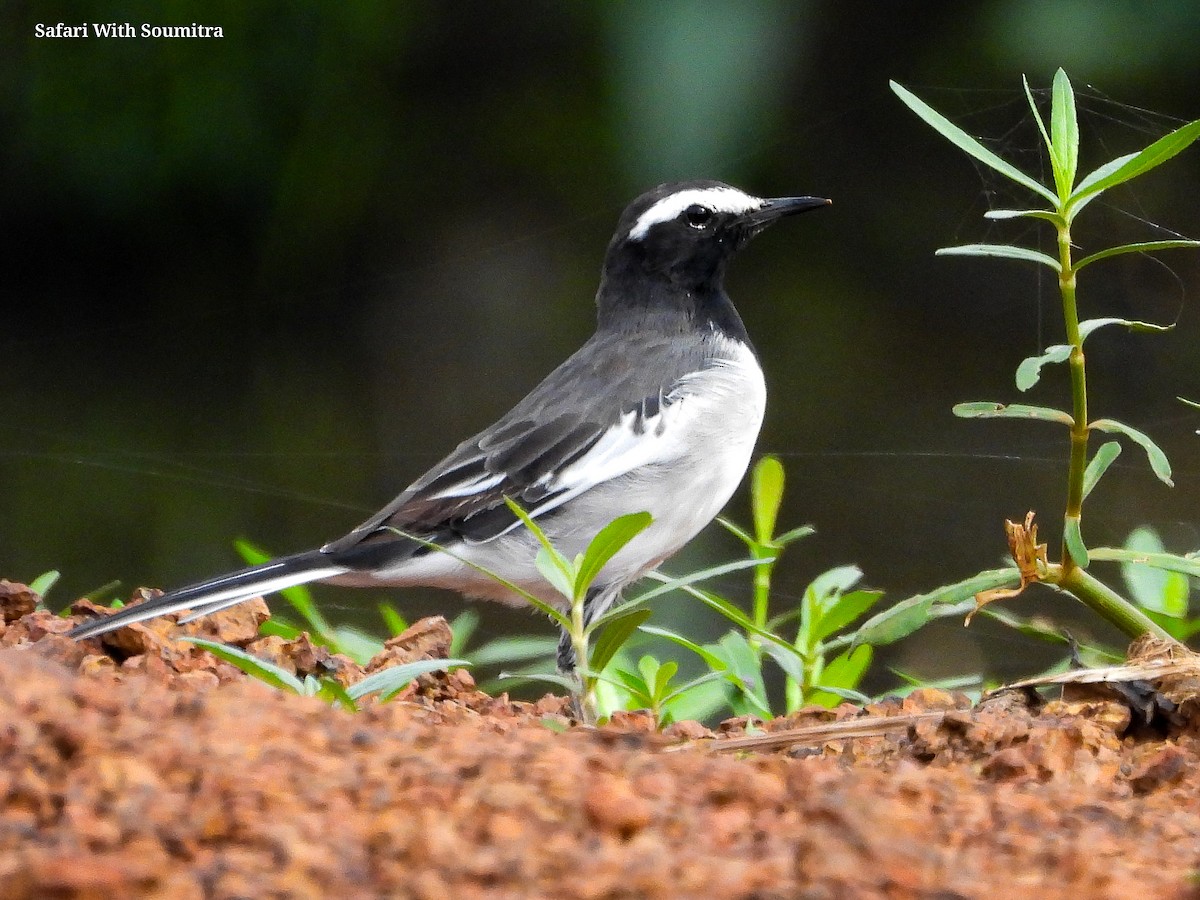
[594,252,752,347]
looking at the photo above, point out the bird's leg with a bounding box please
[555,628,578,675]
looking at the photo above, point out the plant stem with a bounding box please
[752,551,771,633]
[1054,565,1174,641]
[1056,222,1089,574]
[747,549,776,660]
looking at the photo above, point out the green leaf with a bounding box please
[393,528,570,629]
[651,657,678,700]
[346,658,470,702]
[589,608,652,674]
[977,607,1070,644]
[715,515,755,547]
[751,455,785,544]
[1116,528,1189,618]
[534,548,575,601]
[638,624,731,672]
[672,584,806,668]
[884,670,986,697]
[467,634,557,667]
[1180,397,1200,411]
[1049,68,1079,198]
[503,498,576,601]
[823,643,874,691]
[82,581,124,604]
[1022,74,1054,162]
[808,565,864,600]
[1075,241,1200,271]
[258,618,302,640]
[659,669,736,709]
[1081,441,1122,501]
[574,512,653,598]
[1015,345,1072,391]
[448,609,479,657]
[595,557,770,627]
[235,539,332,639]
[502,497,575,599]
[936,244,1061,271]
[1090,545,1200,579]
[648,675,727,723]
[604,666,652,707]
[707,632,771,717]
[1144,610,1200,642]
[1078,317,1175,341]
[180,638,305,694]
[500,671,579,692]
[29,570,61,598]
[759,638,807,684]
[502,496,552,546]
[378,603,408,637]
[890,81,1058,204]
[680,585,757,633]
[1088,419,1173,487]
[808,645,874,708]
[234,538,272,566]
[983,208,1061,223]
[807,683,873,706]
[852,568,1021,648]
[329,626,385,666]
[314,678,359,712]
[953,402,1074,426]
[799,565,865,647]
[609,680,654,712]
[810,590,884,646]
[1063,516,1089,567]
[775,524,817,546]
[1069,118,1200,216]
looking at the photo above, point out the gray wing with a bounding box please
[321,329,717,556]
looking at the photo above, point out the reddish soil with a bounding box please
[2,579,1199,899]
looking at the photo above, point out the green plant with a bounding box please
[492,501,765,720]
[635,456,884,718]
[180,637,467,712]
[29,570,61,606]
[396,456,861,724]
[592,654,730,727]
[856,70,1200,653]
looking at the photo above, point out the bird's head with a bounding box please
[602,180,829,293]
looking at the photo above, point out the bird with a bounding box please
[69,180,829,671]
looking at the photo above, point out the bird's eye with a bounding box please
[684,205,713,228]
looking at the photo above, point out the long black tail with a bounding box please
[68,550,348,640]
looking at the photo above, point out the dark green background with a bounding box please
[3,1,1198,685]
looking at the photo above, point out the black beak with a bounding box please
[736,195,830,243]
[746,195,831,226]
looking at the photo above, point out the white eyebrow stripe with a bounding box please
[627,187,764,241]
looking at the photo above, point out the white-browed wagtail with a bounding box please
[69,181,829,669]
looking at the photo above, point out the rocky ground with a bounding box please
[1,578,1199,899]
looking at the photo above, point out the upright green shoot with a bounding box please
[865,71,1199,649]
